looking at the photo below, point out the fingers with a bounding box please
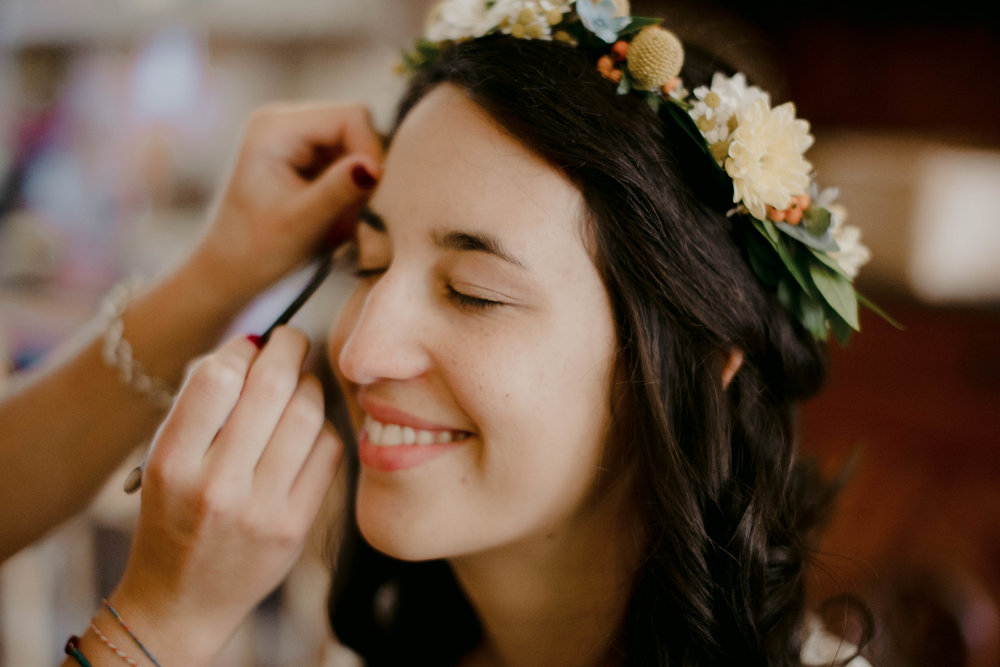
[250,102,382,255]
[204,327,310,481]
[265,102,384,169]
[294,153,380,242]
[289,424,341,515]
[254,373,338,496]
[248,102,383,179]
[147,335,258,482]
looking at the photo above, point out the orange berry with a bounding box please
[766,205,786,223]
[608,68,623,83]
[611,40,629,61]
[597,55,615,74]
[784,207,803,225]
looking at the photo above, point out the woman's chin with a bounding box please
[355,490,448,562]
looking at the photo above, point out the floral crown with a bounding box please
[404,0,890,343]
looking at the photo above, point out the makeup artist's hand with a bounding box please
[105,327,340,665]
[190,102,383,304]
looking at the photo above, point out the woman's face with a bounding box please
[327,84,619,561]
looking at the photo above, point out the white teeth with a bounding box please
[382,423,403,446]
[367,418,383,444]
[364,415,462,447]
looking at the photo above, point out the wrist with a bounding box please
[102,592,223,667]
[172,241,261,315]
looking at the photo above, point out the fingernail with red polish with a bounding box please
[325,218,354,250]
[247,334,265,349]
[351,163,377,189]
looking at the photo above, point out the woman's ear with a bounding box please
[722,348,744,388]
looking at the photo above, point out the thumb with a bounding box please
[295,154,380,231]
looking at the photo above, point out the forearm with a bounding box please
[0,253,250,560]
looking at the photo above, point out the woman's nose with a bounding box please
[337,272,432,385]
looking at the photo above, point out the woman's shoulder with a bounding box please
[800,614,872,667]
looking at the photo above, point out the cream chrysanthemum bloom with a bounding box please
[725,99,814,220]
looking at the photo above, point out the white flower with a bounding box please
[424,0,497,41]
[706,72,770,110]
[827,203,871,279]
[724,98,814,220]
[689,72,772,164]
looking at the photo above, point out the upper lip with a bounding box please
[357,392,467,433]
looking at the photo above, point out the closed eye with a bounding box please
[446,284,504,311]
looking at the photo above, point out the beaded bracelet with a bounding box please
[99,278,176,410]
[90,622,140,666]
[64,635,93,667]
[102,599,163,667]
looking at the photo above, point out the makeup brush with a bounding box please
[123,250,339,494]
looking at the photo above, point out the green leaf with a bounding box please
[774,220,838,252]
[616,74,631,95]
[663,101,716,161]
[807,246,850,278]
[828,309,855,345]
[808,261,859,330]
[746,232,780,286]
[618,16,663,37]
[857,293,906,331]
[753,217,781,246]
[645,92,661,113]
[802,205,832,237]
[799,289,829,341]
[776,277,796,313]
[759,220,814,296]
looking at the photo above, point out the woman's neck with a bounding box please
[451,485,641,667]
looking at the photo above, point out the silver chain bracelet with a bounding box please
[99,278,176,411]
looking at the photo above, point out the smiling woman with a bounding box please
[56,2,876,666]
[330,84,621,574]
[325,8,870,664]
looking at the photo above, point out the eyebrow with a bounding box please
[358,206,527,270]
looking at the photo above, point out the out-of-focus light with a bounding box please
[128,23,204,124]
[909,146,1000,303]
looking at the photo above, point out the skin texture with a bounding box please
[328,85,640,666]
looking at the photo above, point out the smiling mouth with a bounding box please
[363,415,470,446]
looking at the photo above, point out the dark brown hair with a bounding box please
[329,35,842,666]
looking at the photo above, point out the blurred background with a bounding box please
[0,0,997,665]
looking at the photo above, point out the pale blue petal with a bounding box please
[576,0,631,43]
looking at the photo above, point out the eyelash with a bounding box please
[445,285,504,311]
[354,267,504,312]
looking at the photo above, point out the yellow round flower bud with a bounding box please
[526,23,544,38]
[510,22,527,38]
[517,8,535,25]
[704,91,722,109]
[546,9,563,25]
[625,26,685,91]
